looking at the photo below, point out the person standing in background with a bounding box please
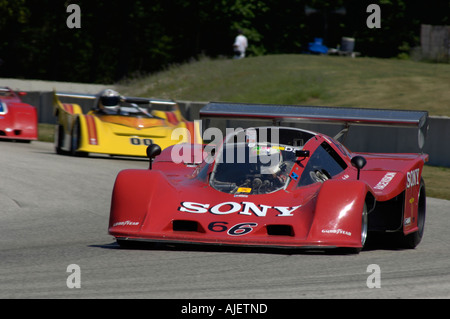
[233,29,248,59]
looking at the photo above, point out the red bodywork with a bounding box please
[109,126,428,252]
[0,87,38,141]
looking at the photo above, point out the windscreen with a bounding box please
[210,143,299,195]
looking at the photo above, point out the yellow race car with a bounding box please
[53,89,202,157]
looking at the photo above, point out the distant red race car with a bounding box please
[108,102,429,253]
[0,87,38,142]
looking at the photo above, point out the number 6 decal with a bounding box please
[228,222,258,236]
[208,221,228,232]
[208,221,257,236]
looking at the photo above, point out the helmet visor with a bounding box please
[101,95,120,107]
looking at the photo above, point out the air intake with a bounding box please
[172,220,200,232]
[267,225,294,236]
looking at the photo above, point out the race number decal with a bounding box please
[129,137,153,146]
[208,221,258,236]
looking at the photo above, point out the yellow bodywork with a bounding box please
[53,92,202,157]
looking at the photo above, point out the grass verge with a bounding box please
[119,54,450,116]
[38,123,55,143]
[422,165,449,200]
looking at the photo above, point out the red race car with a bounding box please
[109,102,429,253]
[0,87,38,142]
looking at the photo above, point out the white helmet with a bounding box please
[252,145,282,175]
[98,89,121,112]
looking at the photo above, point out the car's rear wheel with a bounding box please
[397,178,426,249]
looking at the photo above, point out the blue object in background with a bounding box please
[308,38,328,54]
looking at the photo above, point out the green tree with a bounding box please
[0,0,448,83]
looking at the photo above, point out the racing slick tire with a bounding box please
[55,124,68,155]
[70,118,88,157]
[360,202,369,249]
[395,178,426,249]
[351,202,369,254]
[338,202,368,254]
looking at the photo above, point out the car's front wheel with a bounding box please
[55,124,67,155]
[340,202,368,254]
[361,202,369,248]
[70,118,88,157]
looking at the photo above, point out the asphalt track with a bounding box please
[1,140,449,299]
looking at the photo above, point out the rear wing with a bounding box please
[55,91,177,107]
[199,102,429,149]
